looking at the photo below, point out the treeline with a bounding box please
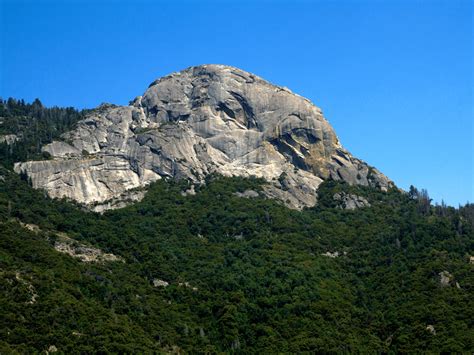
[0,98,84,167]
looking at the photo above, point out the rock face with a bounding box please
[333,192,371,210]
[14,64,392,209]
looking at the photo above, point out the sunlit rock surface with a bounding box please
[15,64,392,209]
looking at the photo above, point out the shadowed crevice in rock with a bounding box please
[228,91,258,129]
[269,134,309,171]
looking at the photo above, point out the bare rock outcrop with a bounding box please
[14,65,392,209]
[153,279,169,287]
[333,192,371,210]
[438,270,460,288]
[0,134,19,145]
[234,189,260,198]
[426,325,436,335]
[53,233,123,263]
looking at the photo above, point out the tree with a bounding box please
[408,185,418,199]
[417,188,431,215]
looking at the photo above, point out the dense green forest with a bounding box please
[0,99,473,353]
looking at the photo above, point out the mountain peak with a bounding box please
[14,65,393,210]
[145,64,300,99]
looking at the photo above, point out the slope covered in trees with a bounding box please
[0,99,472,353]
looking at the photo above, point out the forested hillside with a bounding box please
[0,99,473,353]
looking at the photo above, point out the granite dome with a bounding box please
[15,65,393,210]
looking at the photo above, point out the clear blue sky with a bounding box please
[1,0,472,206]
